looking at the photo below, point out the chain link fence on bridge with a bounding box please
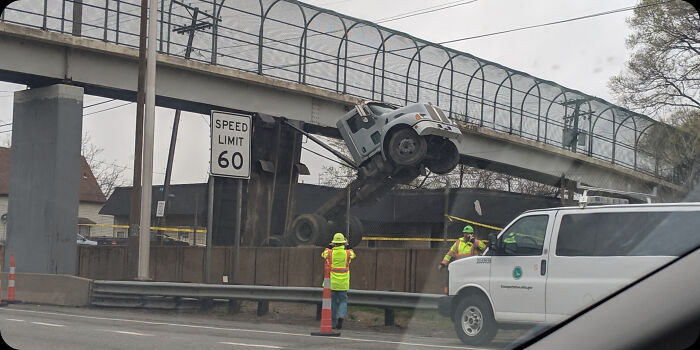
[1,0,686,185]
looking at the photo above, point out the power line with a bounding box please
[84,99,117,109]
[218,0,478,55]
[375,0,479,24]
[438,1,667,45]
[83,102,133,117]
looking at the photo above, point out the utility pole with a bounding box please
[129,0,148,275]
[159,1,218,231]
[137,0,158,281]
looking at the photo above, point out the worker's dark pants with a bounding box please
[331,290,348,327]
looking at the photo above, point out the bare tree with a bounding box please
[82,133,128,197]
[317,136,357,188]
[638,109,700,186]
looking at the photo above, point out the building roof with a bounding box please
[0,147,106,203]
[100,182,560,228]
[100,183,208,217]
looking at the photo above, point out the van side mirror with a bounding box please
[488,233,499,251]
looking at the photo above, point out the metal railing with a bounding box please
[91,280,441,309]
[0,0,685,185]
[91,280,442,325]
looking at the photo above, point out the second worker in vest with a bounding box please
[322,233,356,330]
[438,225,486,270]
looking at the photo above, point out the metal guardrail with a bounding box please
[0,0,686,185]
[91,280,442,310]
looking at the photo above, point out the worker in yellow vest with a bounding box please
[322,233,356,329]
[438,225,486,270]
[437,225,486,294]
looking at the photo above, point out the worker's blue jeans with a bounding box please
[331,290,348,327]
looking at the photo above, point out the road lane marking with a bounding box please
[1,309,476,349]
[107,330,153,336]
[5,318,25,322]
[219,342,281,349]
[31,321,64,327]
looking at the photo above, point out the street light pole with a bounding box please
[137,0,158,280]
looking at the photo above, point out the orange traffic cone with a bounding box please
[311,262,340,337]
[7,253,16,303]
[0,251,6,307]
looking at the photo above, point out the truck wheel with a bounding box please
[387,128,427,166]
[262,235,286,247]
[290,214,328,246]
[426,138,459,174]
[453,296,497,346]
[327,216,363,248]
[347,216,363,248]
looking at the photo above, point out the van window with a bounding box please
[496,215,548,256]
[556,211,700,256]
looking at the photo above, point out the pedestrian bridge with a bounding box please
[0,0,688,198]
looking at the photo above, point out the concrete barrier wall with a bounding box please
[74,246,447,293]
[12,273,91,306]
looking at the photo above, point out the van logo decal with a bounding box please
[512,266,523,280]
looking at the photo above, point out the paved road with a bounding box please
[0,305,518,350]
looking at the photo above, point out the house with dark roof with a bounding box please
[0,147,113,241]
[100,182,561,247]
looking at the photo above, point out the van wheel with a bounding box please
[453,296,497,346]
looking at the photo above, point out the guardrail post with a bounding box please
[200,297,214,311]
[384,308,395,326]
[228,299,241,314]
[256,300,269,316]
[315,303,322,321]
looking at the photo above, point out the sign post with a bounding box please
[206,111,251,285]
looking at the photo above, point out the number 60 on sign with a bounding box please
[210,111,252,179]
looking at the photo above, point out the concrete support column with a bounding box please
[5,84,83,274]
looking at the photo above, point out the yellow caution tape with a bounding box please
[362,237,456,242]
[444,214,503,231]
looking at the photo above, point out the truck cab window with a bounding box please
[347,113,376,134]
[497,215,548,256]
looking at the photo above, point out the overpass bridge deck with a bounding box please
[0,1,689,196]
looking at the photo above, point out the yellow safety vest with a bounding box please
[441,237,486,265]
[321,246,356,291]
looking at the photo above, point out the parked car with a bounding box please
[76,234,98,246]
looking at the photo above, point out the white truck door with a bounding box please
[489,213,553,323]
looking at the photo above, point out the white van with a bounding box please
[438,202,700,346]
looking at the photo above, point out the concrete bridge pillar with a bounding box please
[5,84,83,274]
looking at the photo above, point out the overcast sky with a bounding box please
[0,0,638,188]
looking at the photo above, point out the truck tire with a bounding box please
[262,235,287,247]
[387,128,427,167]
[453,296,497,346]
[290,214,328,246]
[347,216,363,248]
[327,216,363,248]
[426,138,459,174]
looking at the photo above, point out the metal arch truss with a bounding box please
[1,0,684,184]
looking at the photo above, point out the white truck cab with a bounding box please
[439,202,700,346]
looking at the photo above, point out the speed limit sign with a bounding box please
[210,111,252,179]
